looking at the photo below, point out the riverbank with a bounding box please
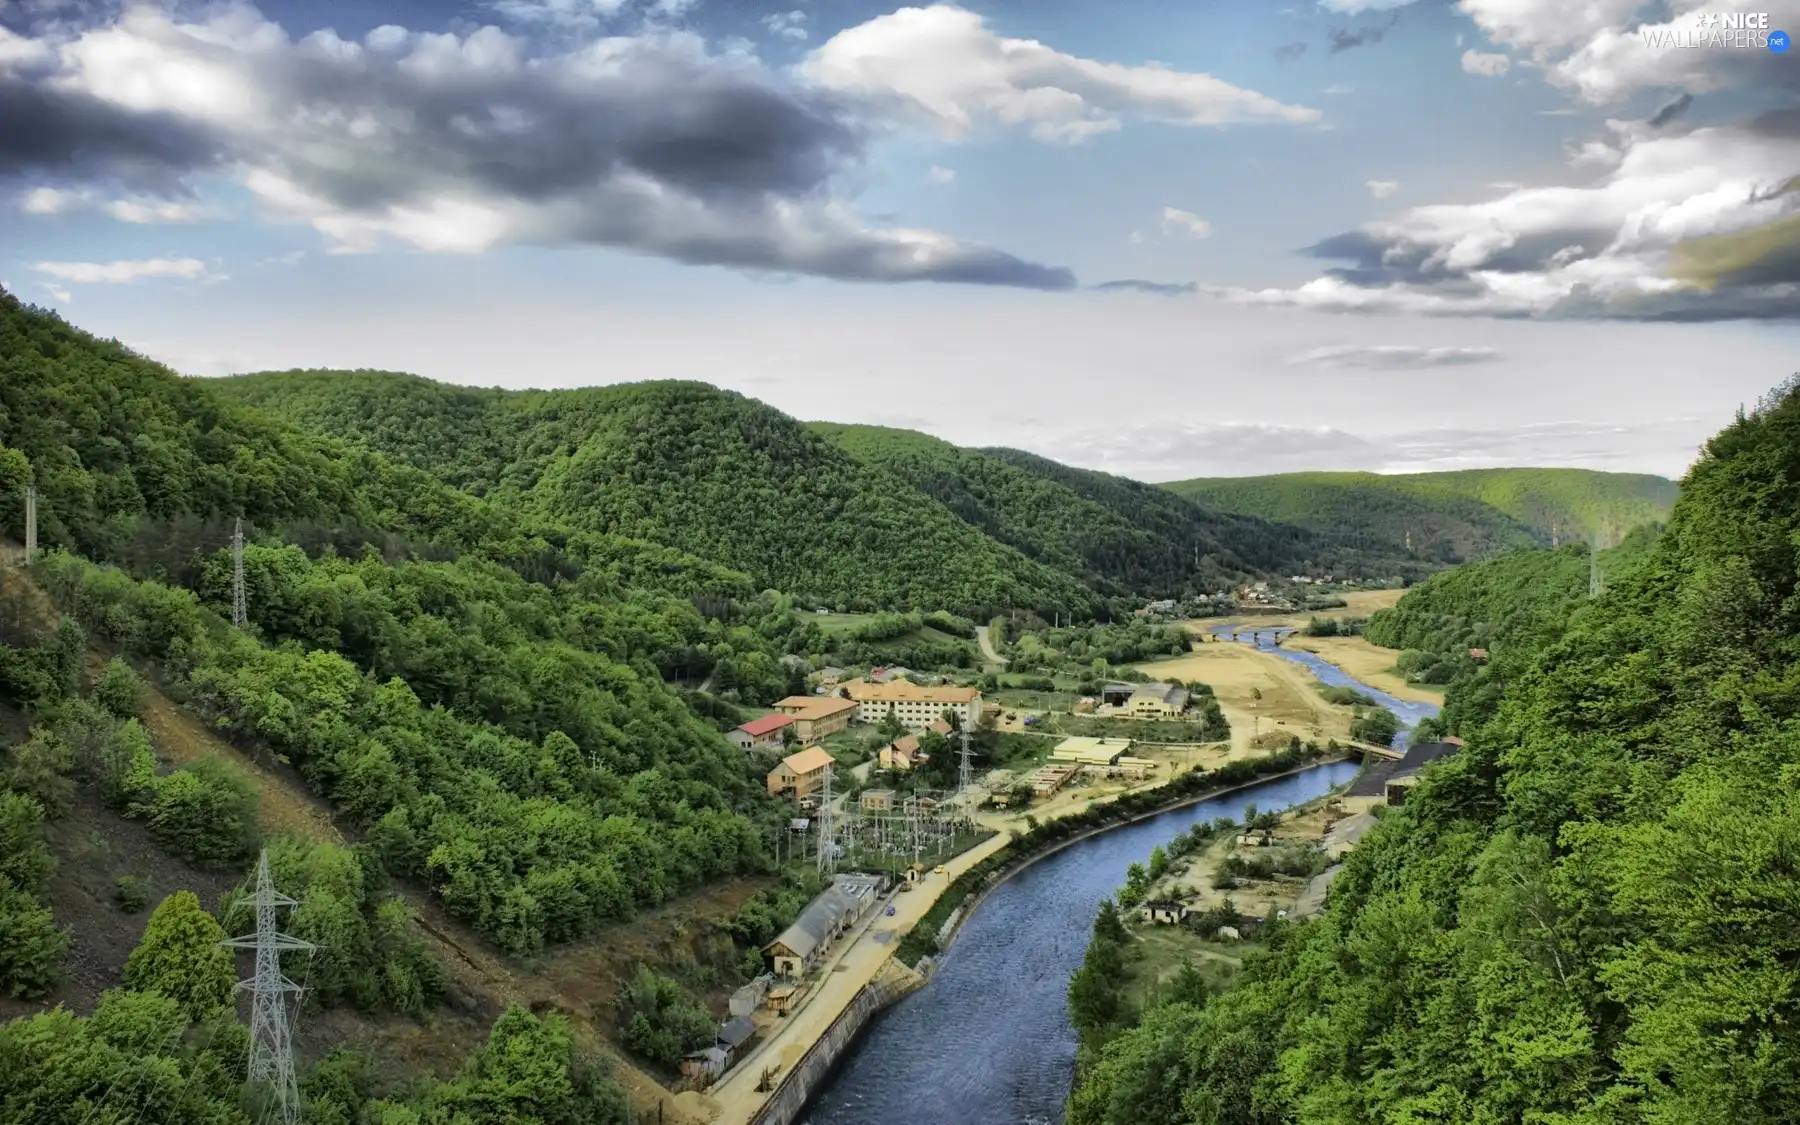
[692,746,1333,1125]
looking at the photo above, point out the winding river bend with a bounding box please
[796,633,1443,1125]
[798,760,1359,1125]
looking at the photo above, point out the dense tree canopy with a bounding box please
[1066,378,1800,1125]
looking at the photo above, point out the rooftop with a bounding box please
[1129,682,1186,705]
[776,746,835,775]
[736,713,794,738]
[1051,736,1134,764]
[843,679,981,704]
[774,695,858,719]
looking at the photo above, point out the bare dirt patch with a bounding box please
[1134,644,1349,751]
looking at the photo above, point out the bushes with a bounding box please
[1318,685,1375,707]
[617,966,714,1071]
[1348,707,1402,746]
[222,838,445,1017]
[0,881,69,1000]
[145,755,262,870]
[122,891,237,1020]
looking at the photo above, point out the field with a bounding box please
[1133,643,1352,751]
[1122,926,1243,1011]
[1193,588,1444,706]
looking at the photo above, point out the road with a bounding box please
[690,831,1014,1125]
[978,618,1005,669]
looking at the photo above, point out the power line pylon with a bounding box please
[815,764,836,876]
[957,725,974,797]
[232,518,248,629]
[23,486,36,561]
[221,850,316,1125]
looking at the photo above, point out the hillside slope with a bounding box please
[1067,380,1800,1124]
[216,370,1102,615]
[810,423,1337,596]
[1162,467,1677,564]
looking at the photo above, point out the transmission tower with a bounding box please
[221,850,316,1125]
[957,724,975,797]
[231,518,248,629]
[815,764,836,876]
[23,486,36,561]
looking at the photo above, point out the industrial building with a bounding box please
[762,872,887,978]
[772,695,858,743]
[1127,682,1189,718]
[767,745,834,801]
[1050,736,1134,766]
[841,679,983,730]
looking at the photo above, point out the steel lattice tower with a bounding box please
[221,850,315,1125]
[231,518,248,629]
[815,763,836,876]
[23,486,36,561]
[957,725,975,796]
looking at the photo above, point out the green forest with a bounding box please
[1163,467,1677,566]
[1065,378,1800,1124]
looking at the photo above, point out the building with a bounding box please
[1139,900,1187,925]
[681,1047,729,1082]
[763,873,886,978]
[1128,682,1189,718]
[817,666,845,686]
[1113,756,1158,779]
[1027,763,1080,798]
[1051,736,1133,767]
[1468,647,1489,664]
[1322,811,1376,859]
[841,679,982,730]
[772,695,858,743]
[715,1015,757,1065]
[1294,864,1345,918]
[1099,683,1137,707]
[767,745,835,801]
[1344,740,1461,811]
[869,666,913,684]
[728,976,770,1018]
[860,789,895,812]
[728,713,794,751]
[879,734,924,772]
[767,984,798,1014]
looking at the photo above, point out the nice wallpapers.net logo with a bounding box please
[1639,10,1791,52]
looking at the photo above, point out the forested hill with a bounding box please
[1066,379,1800,1124]
[809,423,1357,596]
[1162,467,1678,565]
[215,369,1099,615]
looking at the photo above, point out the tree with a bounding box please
[0,791,54,894]
[124,890,237,1019]
[0,881,68,999]
[4,729,74,816]
[146,756,261,870]
[92,656,146,718]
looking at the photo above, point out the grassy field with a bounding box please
[1123,924,1244,1010]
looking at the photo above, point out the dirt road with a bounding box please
[978,619,1005,670]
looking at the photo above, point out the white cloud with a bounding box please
[1458,0,1800,102]
[1128,230,1147,244]
[41,283,72,304]
[1460,48,1511,76]
[801,4,1319,145]
[1,4,1075,289]
[1287,344,1502,368]
[20,187,78,214]
[33,258,212,284]
[1566,139,1622,168]
[1213,118,1800,320]
[927,164,955,184]
[1367,179,1400,199]
[1160,207,1212,238]
[1323,85,1355,95]
[763,10,808,41]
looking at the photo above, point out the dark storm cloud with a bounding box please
[0,76,224,190]
[1302,228,1616,285]
[1273,41,1306,62]
[0,11,1080,288]
[1647,92,1693,129]
[1092,279,1198,295]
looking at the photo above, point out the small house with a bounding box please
[1468,647,1489,664]
[1139,900,1187,925]
[767,984,798,1014]
[729,713,794,752]
[772,696,858,743]
[681,1047,729,1082]
[1215,925,1241,941]
[729,976,770,1018]
[860,789,895,812]
[879,734,924,772]
[902,863,924,888]
[1236,830,1273,847]
[817,666,845,686]
[715,1015,757,1065]
[926,718,954,736]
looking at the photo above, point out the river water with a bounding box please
[797,760,1359,1125]
[797,635,1440,1125]
[1209,626,1441,749]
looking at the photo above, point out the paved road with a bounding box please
[978,619,1005,669]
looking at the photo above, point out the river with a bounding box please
[1210,625,1440,749]
[796,759,1359,1125]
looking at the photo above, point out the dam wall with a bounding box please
[747,961,923,1125]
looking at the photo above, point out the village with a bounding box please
[670,587,1446,1124]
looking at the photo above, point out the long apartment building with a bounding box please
[841,679,982,730]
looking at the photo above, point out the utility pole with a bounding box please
[232,518,248,629]
[221,851,315,1125]
[957,723,974,797]
[815,765,835,876]
[23,486,36,561]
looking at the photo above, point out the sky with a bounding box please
[2,0,1798,481]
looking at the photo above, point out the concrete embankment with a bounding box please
[747,961,924,1125]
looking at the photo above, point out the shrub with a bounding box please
[123,890,237,1019]
[146,755,261,869]
[113,875,151,914]
[0,880,69,999]
[92,657,146,719]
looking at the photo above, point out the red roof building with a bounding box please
[730,713,794,751]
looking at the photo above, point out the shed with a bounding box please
[729,976,770,1018]
[681,1046,729,1081]
[716,1015,757,1055]
[860,789,896,812]
[1139,900,1187,925]
[767,984,798,1014]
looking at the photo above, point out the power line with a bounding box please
[231,518,248,629]
[221,850,316,1125]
